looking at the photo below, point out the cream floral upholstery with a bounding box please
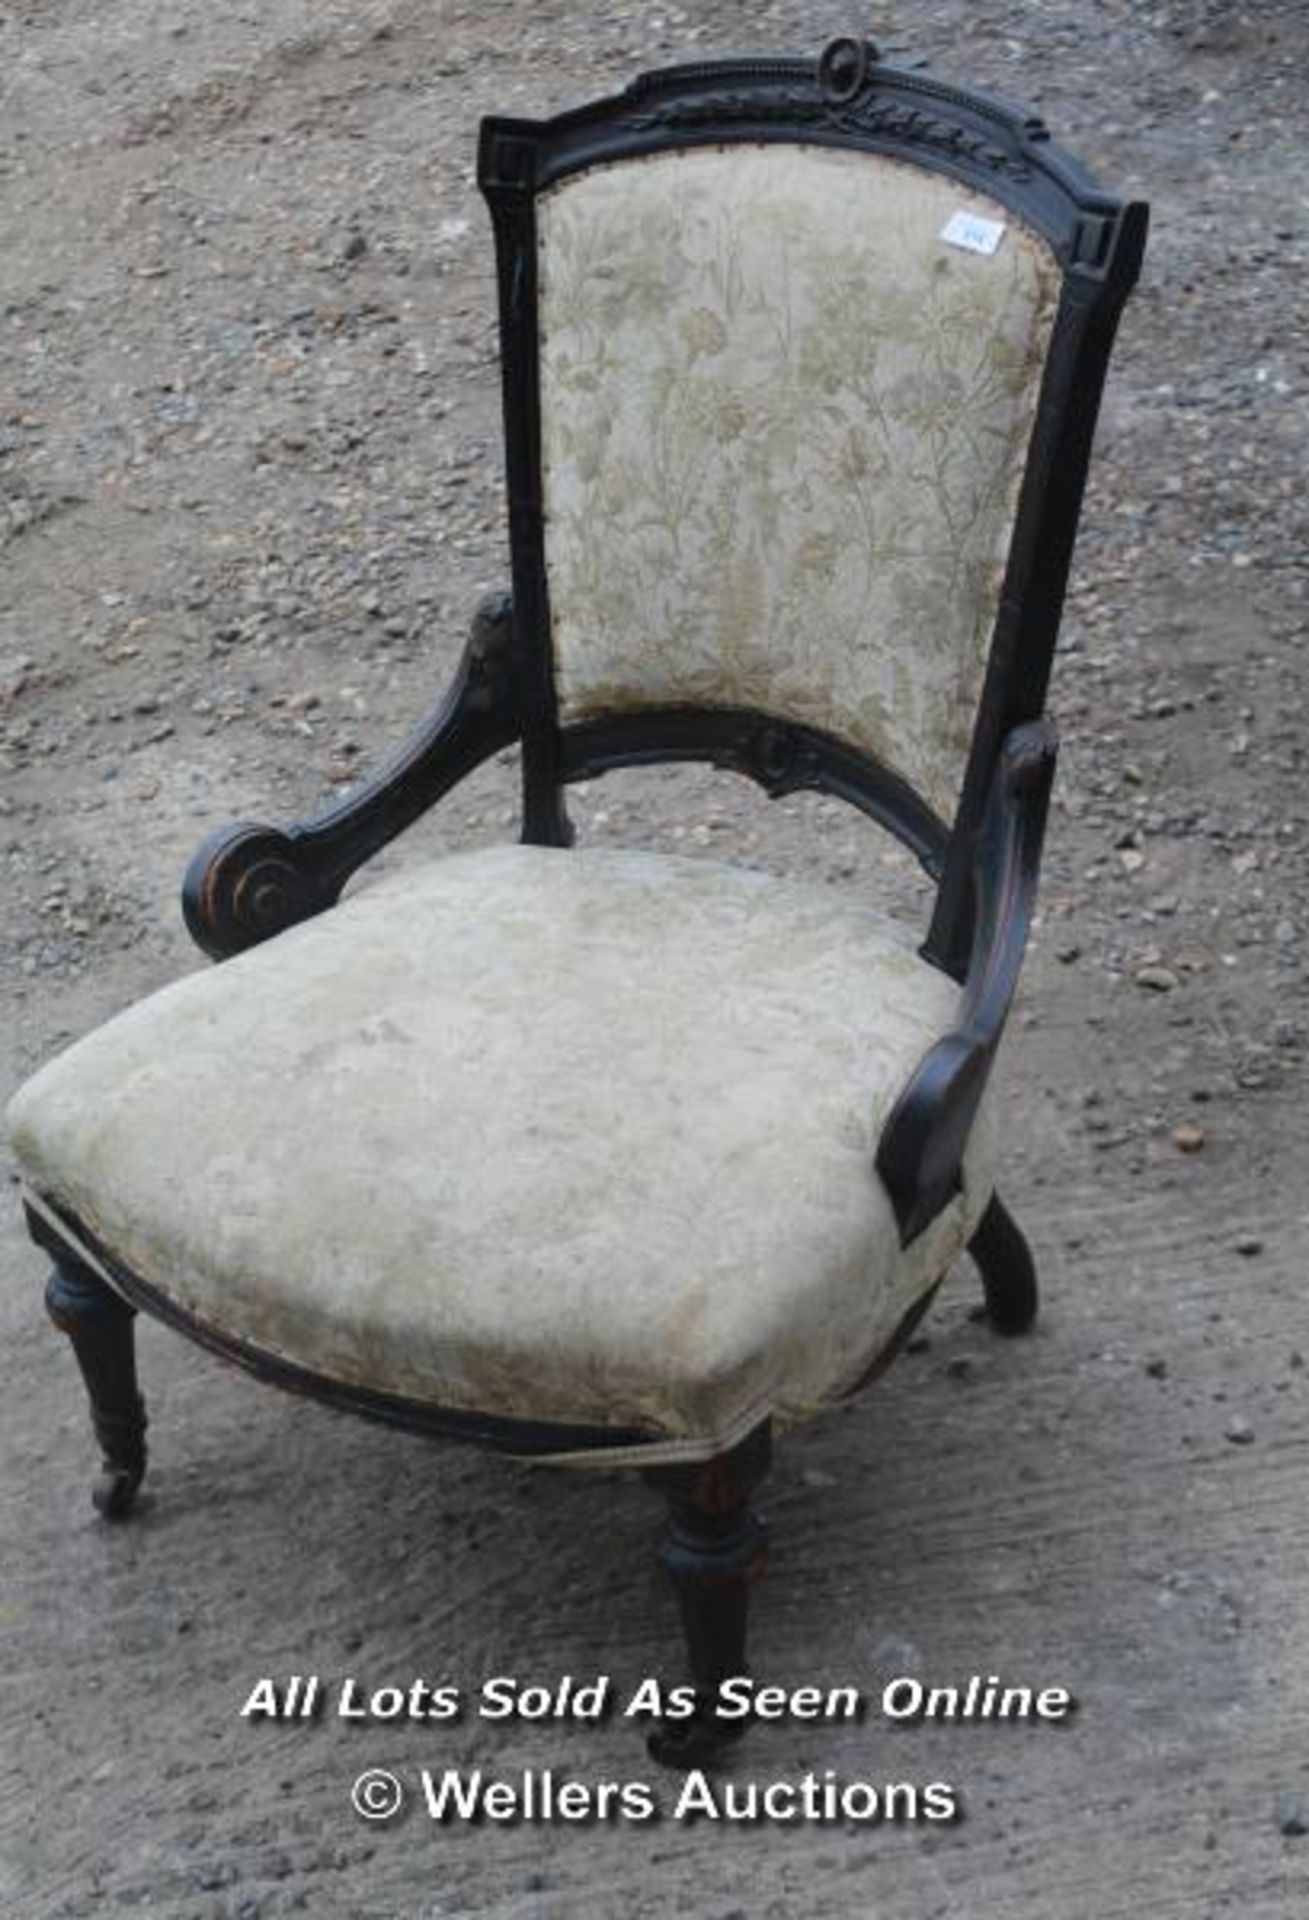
[538,145,1060,820]
[9,847,996,1466]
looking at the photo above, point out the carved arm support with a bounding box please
[875,718,1058,1246]
[183,592,520,959]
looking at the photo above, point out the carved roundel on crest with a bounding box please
[818,36,879,106]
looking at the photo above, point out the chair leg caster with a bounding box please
[646,1700,748,1770]
[92,1463,144,1521]
[45,1255,148,1520]
[644,1421,770,1769]
[969,1193,1039,1337]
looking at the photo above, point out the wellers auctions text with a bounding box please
[415,1765,960,1825]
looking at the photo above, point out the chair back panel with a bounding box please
[536,143,1060,821]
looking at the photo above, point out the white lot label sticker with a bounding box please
[940,210,1007,256]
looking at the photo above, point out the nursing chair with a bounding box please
[7,39,1146,1762]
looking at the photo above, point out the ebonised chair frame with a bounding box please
[27,39,1146,1765]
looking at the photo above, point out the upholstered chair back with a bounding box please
[535,145,1061,823]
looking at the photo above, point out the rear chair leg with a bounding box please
[643,1420,771,1768]
[969,1192,1039,1336]
[45,1254,147,1519]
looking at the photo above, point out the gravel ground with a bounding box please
[1,3,1307,1916]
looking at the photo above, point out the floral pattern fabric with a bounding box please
[8,847,997,1466]
[537,144,1060,820]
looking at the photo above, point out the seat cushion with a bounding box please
[8,846,997,1464]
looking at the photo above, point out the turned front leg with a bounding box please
[644,1420,771,1766]
[45,1254,147,1519]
